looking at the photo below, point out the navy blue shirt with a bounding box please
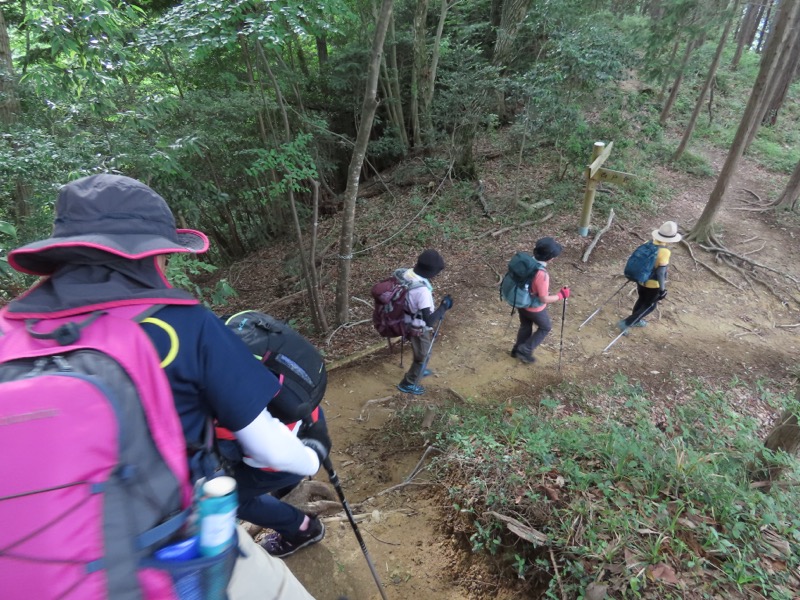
[139,304,280,446]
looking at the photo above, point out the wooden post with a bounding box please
[579,142,605,237]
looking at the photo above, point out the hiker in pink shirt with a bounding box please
[511,237,570,364]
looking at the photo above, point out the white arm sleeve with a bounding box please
[233,410,320,476]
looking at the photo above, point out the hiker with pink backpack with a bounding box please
[0,174,321,599]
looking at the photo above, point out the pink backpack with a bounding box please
[0,305,229,599]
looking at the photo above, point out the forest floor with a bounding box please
[218,136,800,600]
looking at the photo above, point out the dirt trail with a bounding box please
[266,146,800,600]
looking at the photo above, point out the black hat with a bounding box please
[9,174,208,276]
[414,249,445,279]
[533,237,562,262]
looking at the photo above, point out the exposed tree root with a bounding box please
[682,234,800,308]
[679,240,742,290]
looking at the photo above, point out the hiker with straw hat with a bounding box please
[618,221,682,334]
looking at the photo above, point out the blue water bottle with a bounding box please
[198,476,238,556]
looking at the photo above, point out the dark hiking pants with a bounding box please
[514,308,552,357]
[624,285,660,326]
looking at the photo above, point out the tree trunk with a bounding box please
[452,122,478,180]
[334,0,394,326]
[756,0,776,53]
[732,2,760,69]
[385,11,409,150]
[657,40,681,104]
[410,0,429,147]
[760,18,800,126]
[659,37,700,126]
[420,0,450,141]
[239,37,269,146]
[743,2,800,152]
[774,156,800,209]
[491,0,533,120]
[689,0,800,243]
[257,42,328,333]
[673,0,740,161]
[1,9,32,221]
[749,391,800,484]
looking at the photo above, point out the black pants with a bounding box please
[513,308,552,357]
[624,285,660,326]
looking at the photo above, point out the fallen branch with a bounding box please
[364,528,401,546]
[469,213,553,241]
[550,547,567,600]
[517,198,555,212]
[473,180,494,221]
[484,259,502,285]
[325,319,371,345]
[582,208,615,263]
[377,446,440,496]
[354,396,394,422]
[484,511,548,546]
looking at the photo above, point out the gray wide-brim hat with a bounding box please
[9,174,208,276]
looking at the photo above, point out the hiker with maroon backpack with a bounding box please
[509,237,570,364]
[618,221,681,334]
[392,249,452,395]
[0,174,319,599]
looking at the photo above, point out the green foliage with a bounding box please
[671,150,715,177]
[164,254,237,308]
[418,377,800,598]
[0,220,18,284]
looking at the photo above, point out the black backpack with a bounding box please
[224,311,327,424]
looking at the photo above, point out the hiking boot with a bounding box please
[617,320,630,336]
[397,382,426,395]
[261,517,325,558]
[631,319,647,328]
[516,352,536,364]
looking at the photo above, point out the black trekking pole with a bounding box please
[413,311,446,389]
[558,297,567,373]
[578,280,630,331]
[603,295,662,353]
[322,457,389,600]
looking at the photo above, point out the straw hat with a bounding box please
[652,221,682,243]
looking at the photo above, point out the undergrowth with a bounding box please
[404,377,800,599]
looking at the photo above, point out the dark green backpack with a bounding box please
[499,252,545,309]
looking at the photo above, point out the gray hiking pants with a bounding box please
[400,328,433,386]
[514,308,552,357]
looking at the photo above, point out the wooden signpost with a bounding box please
[578,141,636,236]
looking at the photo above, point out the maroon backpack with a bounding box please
[371,272,424,339]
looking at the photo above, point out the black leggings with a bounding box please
[624,285,660,326]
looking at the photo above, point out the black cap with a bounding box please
[533,237,562,262]
[414,249,445,279]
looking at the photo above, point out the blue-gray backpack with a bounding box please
[624,242,659,284]
[500,252,546,310]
